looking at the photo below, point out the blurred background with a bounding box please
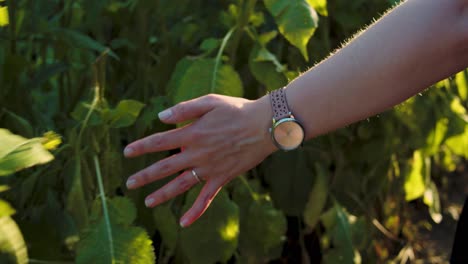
[0,0,467,263]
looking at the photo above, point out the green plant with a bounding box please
[0,0,467,263]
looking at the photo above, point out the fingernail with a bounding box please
[126,178,137,189]
[124,146,134,156]
[158,109,172,120]
[180,218,188,228]
[145,198,155,207]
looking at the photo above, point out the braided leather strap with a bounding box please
[269,87,291,121]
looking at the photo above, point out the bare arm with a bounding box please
[124,0,468,227]
[255,0,468,142]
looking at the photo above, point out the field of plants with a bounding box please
[1,0,467,263]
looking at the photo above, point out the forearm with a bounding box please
[257,0,468,142]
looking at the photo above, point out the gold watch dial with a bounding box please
[273,119,304,150]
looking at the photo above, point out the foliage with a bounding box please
[0,0,467,263]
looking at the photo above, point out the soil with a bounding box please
[411,163,468,263]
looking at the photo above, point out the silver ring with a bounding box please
[191,169,201,183]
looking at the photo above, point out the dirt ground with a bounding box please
[411,163,468,263]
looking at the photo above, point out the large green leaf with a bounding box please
[71,99,145,128]
[180,187,239,264]
[404,150,429,201]
[0,200,28,264]
[321,203,356,264]
[455,69,467,101]
[232,179,286,263]
[424,117,449,155]
[0,6,8,27]
[303,164,328,230]
[263,0,318,61]
[0,129,54,176]
[0,200,15,218]
[105,100,146,128]
[262,149,315,216]
[76,197,155,264]
[307,0,328,16]
[168,58,244,104]
[249,44,288,91]
[445,126,468,158]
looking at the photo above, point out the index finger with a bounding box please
[124,125,193,157]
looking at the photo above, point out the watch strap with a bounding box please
[270,87,291,121]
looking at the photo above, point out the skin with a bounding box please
[124,0,468,228]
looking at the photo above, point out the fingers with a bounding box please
[144,170,199,208]
[179,178,224,228]
[158,94,219,124]
[124,94,220,157]
[124,126,191,157]
[126,152,194,189]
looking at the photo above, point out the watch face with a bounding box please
[273,119,305,150]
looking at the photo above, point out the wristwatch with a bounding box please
[269,87,305,151]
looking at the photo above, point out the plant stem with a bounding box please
[228,0,257,65]
[237,176,258,202]
[93,155,116,263]
[210,26,236,93]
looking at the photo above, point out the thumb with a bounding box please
[159,94,218,124]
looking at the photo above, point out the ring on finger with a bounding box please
[191,169,202,183]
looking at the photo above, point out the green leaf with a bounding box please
[153,205,178,254]
[258,31,278,46]
[77,219,155,264]
[455,69,468,101]
[262,149,315,216]
[200,38,221,53]
[321,203,356,264]
[1,109,34,138]
[423,181,442,224]
[53,28,119,59]
[404,150,429,201]
[445,126,468,158]
[71,102,103,126]
[0,6,8,27]
[18,170,40,208]
[0,215,28,264]
[77,197,155,264]
[0,185,9,193]
[241,196,286,262]
[303,164,328,230]
[106,100,146,128]
[43,191,80,252]
[263,0,319,61]
[249,45,288,91]
[168,58,244,104]
[103,196,137,225]
[233,179,286,262]
[29,62,68,89]
[307,0,328,16]
[0,129,54,176]
[0,200,15,218]
[180,187,239,264]
[424,117,449,155]
[65,157,89,230]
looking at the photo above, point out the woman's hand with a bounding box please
[123,94,276,227]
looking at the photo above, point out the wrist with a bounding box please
[251,94,278,155]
